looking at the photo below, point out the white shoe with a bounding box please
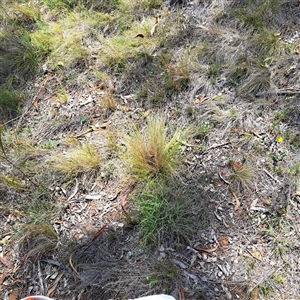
[129,295,176,300]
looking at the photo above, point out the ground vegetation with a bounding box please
[1,0,300,299]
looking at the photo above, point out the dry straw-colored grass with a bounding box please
[53,144,101,176]
[124,115,186,180]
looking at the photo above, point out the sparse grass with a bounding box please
[237,69,271,98]
[231,0,280,31]
[101,90,117,111]
[106,132,121,155]
[97,18,155,72]
[20,189,56,222]
[207,57,223,83]
[124,115,186,180]
[134,179,206,247]
[229,161,255,189]
[0,174,27,190]
[0,87,24,116]
[17,223,57,259]
[252,29,286,57]
[1,0,300,298]
[147,260,179,293]
[137,53,191,103]
[0,33,48,84]
[53,143,101,176]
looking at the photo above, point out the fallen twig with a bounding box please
[91,224,109,242]
[194,244,219,253]
[231,190,240,211]
[245,248,262,262]
[263,168,279,183]
[47,271,65,297]
[67,178,79,202]
[120,184,136,216]
[207,140,232,151]
[180,286,186,300]
[69,251,79,276]
[72,127,94,138]
[218,172,231,185]
[256,88,300,97]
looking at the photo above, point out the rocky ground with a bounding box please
[1,0,300,299]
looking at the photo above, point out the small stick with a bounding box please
[67,178,79,202]
[218,172,231,185]
[207,140,232,151]
[72,128,94,138]
[194,244,219,253]
[91,224,109,242]
[245,248,262,262]
[231,190,240,211]
[263,168,279,183]
[69,251,79,276]
[180,286,186,300]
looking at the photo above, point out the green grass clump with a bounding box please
[134,179,206,247]
[0,88,24,115]
[230,164,255,190]
[124,115,186,180]
[0,33,48,84]
[232,0,280,31]
[53,144,101,176]
[147,260,179,292]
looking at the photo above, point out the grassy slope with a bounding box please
[1,0,300,299]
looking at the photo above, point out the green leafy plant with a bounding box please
[41,140,60,149]
[258,283,273,298]
[124,115,186,180]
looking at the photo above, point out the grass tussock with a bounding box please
[229,161,255,190]
[124,115,186,180]
[101,90,117,111]
[0,33,48,85]
[0,87,24,117]
[53,144,101,176]
[18,223,57,259]
[231,0,281,31]
[134,179,206,247]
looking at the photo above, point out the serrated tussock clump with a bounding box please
[124,115,186,180]
[52,144,101,176]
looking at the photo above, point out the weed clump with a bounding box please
[124,115,186,180]
[0,88,24,119]
[231,0,281,31]
[134,179,206,247]
[53,144,101,176]
[18,223,57,259]
[0,33,48,85]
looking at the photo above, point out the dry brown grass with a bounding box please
[52,144,101,176]
[124,115,185,180]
